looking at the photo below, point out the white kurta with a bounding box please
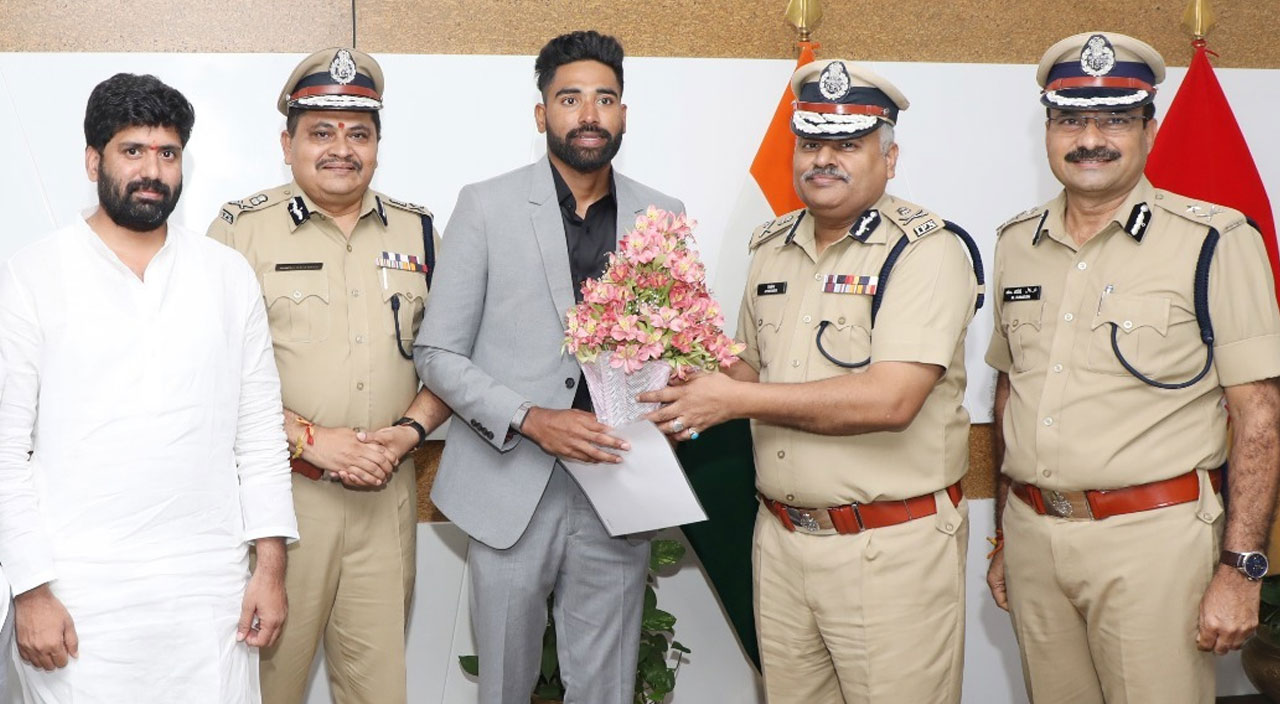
[0,215,298,703]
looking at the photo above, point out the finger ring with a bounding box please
[672,418,685,433]
[689,429,700,440]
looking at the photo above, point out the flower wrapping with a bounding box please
[564,207,744,425]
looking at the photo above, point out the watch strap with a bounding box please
[393,416,428,449]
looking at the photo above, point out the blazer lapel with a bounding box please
[613,173,648,243]
[528,157,577,331]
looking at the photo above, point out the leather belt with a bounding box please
[761,482,963,535]
[290,457,325,481]
[1012,468,1220,521]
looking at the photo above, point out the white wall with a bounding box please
[1,52,1276,702]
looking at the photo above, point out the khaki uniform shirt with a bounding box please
[986,177,1280,490]
[208,183,439,432]
[738,193,978,506]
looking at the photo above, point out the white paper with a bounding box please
[561,420,708,537]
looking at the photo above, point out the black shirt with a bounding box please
[550,162,617,411]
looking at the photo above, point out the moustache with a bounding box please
[802,165,851,183]
[317,156,363,171]
[126,178,171,199]
[1064,147,1122,164]
[566,126,613,142]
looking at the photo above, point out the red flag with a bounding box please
[749,42,818,216]
[1145,40,1279,307]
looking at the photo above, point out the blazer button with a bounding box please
[565,377,575,389]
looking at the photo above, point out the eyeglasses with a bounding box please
[1047,114,1149,135]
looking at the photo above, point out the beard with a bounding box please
[97,166,182,232]
[546,125,623,173]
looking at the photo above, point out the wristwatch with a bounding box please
[511,401,535,433]
[1221,549,1269,581]
[393,416,428,450]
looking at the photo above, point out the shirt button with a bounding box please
[347,244,353,253]
[352,289,360,298]
[1201,512,1212,520]
[757,318,764,326]
[791,360,800,368]
[814,273,822,281]
[1042,469,1052,478]
[945,523,954,531]
[786,494,795,501]
[355,335,364,344]
[292,290,302,300]
[1043,417,1054,426]
[1122,320,1133,330]
[1064,313,1074,322]
[777,451,786,459]
[1077,262,1088,270]
[565,377,575,389]
[1053,363,1063,373]
[837,317,846,325]
[802,315,812,324]
[356,382,365,390]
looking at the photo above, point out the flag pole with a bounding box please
[784,0,823,52]
[1181,0,1216,46]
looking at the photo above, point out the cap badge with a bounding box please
[1080,34,1117,78]
[819,62,852,101]
[329,49,357,85]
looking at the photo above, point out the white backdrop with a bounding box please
[1,52,1277,702]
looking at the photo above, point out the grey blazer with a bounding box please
[415,156,684,549]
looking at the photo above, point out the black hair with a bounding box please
[83,73,195,151]
[534,30,625,97]
[285,107,382,138]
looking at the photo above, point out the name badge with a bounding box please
[275,262,323,272]
[757,282,787,296]
[1003,286,1042,302]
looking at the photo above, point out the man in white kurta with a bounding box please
[0,73,298,703]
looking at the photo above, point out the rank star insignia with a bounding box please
[1186,204,1224,219]
[330,49,357,85]
[819,62,852,101]
[1080,34,1116,77]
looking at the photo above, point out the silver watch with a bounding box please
[1221,549,1269,581]
[511,401,535,433]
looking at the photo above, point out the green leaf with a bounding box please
[650,539,686,569]
[670,640,691,654]
[458,655,479,676]
[644,584,657,611]
[541,639,559,681]
[643,609,677,632]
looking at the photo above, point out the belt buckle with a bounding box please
[785,507,821,533]
[1043,490,1074,518]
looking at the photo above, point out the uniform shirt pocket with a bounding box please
[753,294,788,369]
[1002,300,1045,373]
[380,269,428,342]
[262,270,331,343]
[813,310,871,374]
[1088,293,1171,376]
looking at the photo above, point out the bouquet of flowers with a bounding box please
[564,207,744,426]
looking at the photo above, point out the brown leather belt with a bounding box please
[291,457,325,481]
[1012,468,1220,521]
[761,482,963,535]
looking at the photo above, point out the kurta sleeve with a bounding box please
[232,262,299,543]
[0,261,57,594]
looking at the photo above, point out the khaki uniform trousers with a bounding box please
[753,498,967,704]
[1003,477,1222,704]
[260,462,417,704]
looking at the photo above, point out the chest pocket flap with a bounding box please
[262,270,331,342]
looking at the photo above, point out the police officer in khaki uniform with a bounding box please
[985,32,1280,703]
[207,48,449,704]
[643,60,979,703]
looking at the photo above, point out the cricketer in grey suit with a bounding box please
[415,31,684,704]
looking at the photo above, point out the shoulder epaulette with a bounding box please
[380,195,433,218]
[1152,190,1249,234]
[996,205,1046,238]
[216,185,293,225]
[749,209,804,251]
[884,200,944,242]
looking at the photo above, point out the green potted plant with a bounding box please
[460,537,691,703]
[1242,575,1280,701]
